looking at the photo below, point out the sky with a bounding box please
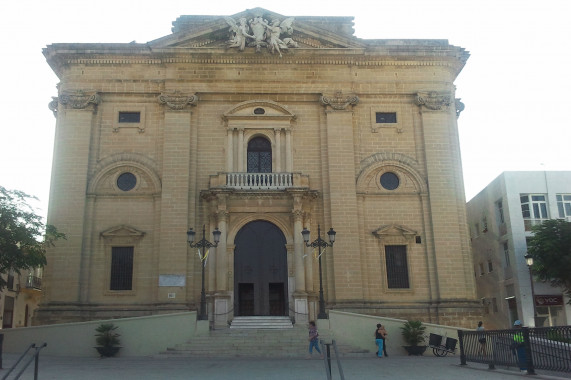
[1,0,570,220]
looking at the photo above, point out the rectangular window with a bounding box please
[118,111,141,123]
[474,223,480,237]
[557,194,571,219]
[492,297,498,313]
[521,194,548,231]
[496,199,505,224]
[479,263,485,276]
[375,112,397,123]
[503,242,510,267]
[110,246,134,291]
[385,245,410,288]
[488,260,493,272]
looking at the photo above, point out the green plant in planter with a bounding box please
[95,323,121,357]
[400,320,427,355]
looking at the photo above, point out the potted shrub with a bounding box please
[400,320,427,355]
[95,323,121,357]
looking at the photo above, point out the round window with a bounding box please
[380,172,399,190]
[117,172,137,191]
[253,107,265,115]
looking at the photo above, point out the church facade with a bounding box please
[37,8,479,328]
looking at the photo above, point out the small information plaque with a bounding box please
[159,274,186,287]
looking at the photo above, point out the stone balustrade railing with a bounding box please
[208,172,310,190]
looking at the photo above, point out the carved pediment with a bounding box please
[100,225,146,243]
[372,224,417,241]
[148,8,365,54]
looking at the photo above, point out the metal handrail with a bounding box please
[2,343,47,380]
[320,339,345,380]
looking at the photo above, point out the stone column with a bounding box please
[274,128,282,172]
[292,205,308,323]
[43,91,100,306]
[238,128,245,172]
[415,91,475,301]
[226,128,234,172]
[158,92,197,304]
[319,91,363,303]
[285,129,292,172]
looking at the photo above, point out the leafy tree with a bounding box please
[527,219,571,304]
[0,186,65,290]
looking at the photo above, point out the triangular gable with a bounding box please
[100,225,146,242]
[148,8,365,50]
[372,224,417,240]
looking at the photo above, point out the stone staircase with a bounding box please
[159,318,370,358]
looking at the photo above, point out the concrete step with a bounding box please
[230,316,293,329]
[158,326,371,358]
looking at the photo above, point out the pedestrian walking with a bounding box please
[307,321,323,359]
[476,321,486,356]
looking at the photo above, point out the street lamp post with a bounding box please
[524,253,537,327]
[302,225,336,319]
[187,225,221,321]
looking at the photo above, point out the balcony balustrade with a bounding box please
[25,275,42,290]
[209,172,309,190]
[524,218,548,231]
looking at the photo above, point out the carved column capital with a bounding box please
[415,91,452,111]
[455,98,465,118]
[59,90,100,110]
[158,91,198,110]
[320,90,359,111]
[48,97,59,117]
[292,209,304,222]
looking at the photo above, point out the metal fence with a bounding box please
[458,325,571,375]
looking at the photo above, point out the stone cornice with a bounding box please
[43,47,468,79]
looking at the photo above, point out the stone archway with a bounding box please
[234,220,288,316]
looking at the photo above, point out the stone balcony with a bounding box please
[209,172,310,190]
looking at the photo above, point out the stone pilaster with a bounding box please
[415,91,475,301]
[158,92,196,303]
[319,91,363,302]
[44,91,100,304]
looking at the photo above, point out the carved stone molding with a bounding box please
[158,92,198,110]
[455,98,465,118]
[59,91,100,110]
[320,90,359,111]
[415,91,451,111]
[48,97,58,117]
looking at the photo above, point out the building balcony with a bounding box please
[209,172,309,191]
[25,275,42,291]
[523,218,549,231]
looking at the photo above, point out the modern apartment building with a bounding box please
[467,171,571,328]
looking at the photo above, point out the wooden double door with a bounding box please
[234,220,288,316]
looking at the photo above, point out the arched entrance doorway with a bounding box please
[234,220,288,316]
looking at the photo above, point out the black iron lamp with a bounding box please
[302,225,336,319]
[187,225,221,320]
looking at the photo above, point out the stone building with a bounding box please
[36,8,478,327]
[467,171,571,329]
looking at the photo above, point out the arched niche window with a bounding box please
[247,137,272,173]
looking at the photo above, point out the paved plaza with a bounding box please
[2,353,570,380]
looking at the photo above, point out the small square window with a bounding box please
[375,112,397,123]
[118,112,141,123]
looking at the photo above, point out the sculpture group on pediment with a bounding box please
[224,15,299,57]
